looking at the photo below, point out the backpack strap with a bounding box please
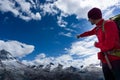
[102,20,105,32]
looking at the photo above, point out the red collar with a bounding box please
[96,19,104,26]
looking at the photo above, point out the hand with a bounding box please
[94,42,99,47]
[76,35,80,39]
[94,42,97,47]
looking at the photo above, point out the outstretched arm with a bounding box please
[77,27,96,38]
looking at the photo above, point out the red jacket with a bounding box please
[80,19,120,63]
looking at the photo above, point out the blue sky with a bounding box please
[0,0,120,68]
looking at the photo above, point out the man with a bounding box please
[77,7,120,80]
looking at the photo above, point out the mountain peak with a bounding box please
[0,49,16,60]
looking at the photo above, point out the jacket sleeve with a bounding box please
[95,21,118,52]
[79,27,96,37]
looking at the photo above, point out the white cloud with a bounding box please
[65,36,100,66]
[54,0,120,19]
[31,12,41,20]
[56,54,73,63]
[0,0,19,16]
[57,14,68,27]
[103,7,116,19]
[16,0,41,21]
[0,0,41,21]
[35,53,46,59]
[40,3,58,16]
[59,32,72,37]
[19,15,31,21]
[67,36,99,56]
[22,60,35,65]
[0,40,34,58]
[16,0,31,12]
[64,28,77,33]
[34,56,54,66]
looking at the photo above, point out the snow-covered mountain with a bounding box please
[0,49,104,80]
[0,49,26,68]
[0,49,33,80]
[0,49,15,60]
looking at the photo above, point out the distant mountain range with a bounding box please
[0,49,104,80]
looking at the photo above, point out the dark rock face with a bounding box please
[0,49,15,60]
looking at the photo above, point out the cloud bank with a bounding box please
[0,40,34,58]
[54,0,120,18]
[0,0,120,22]
[22,36,100,68]
[0,36,99,68]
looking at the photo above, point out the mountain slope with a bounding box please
[0,49,104,80]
